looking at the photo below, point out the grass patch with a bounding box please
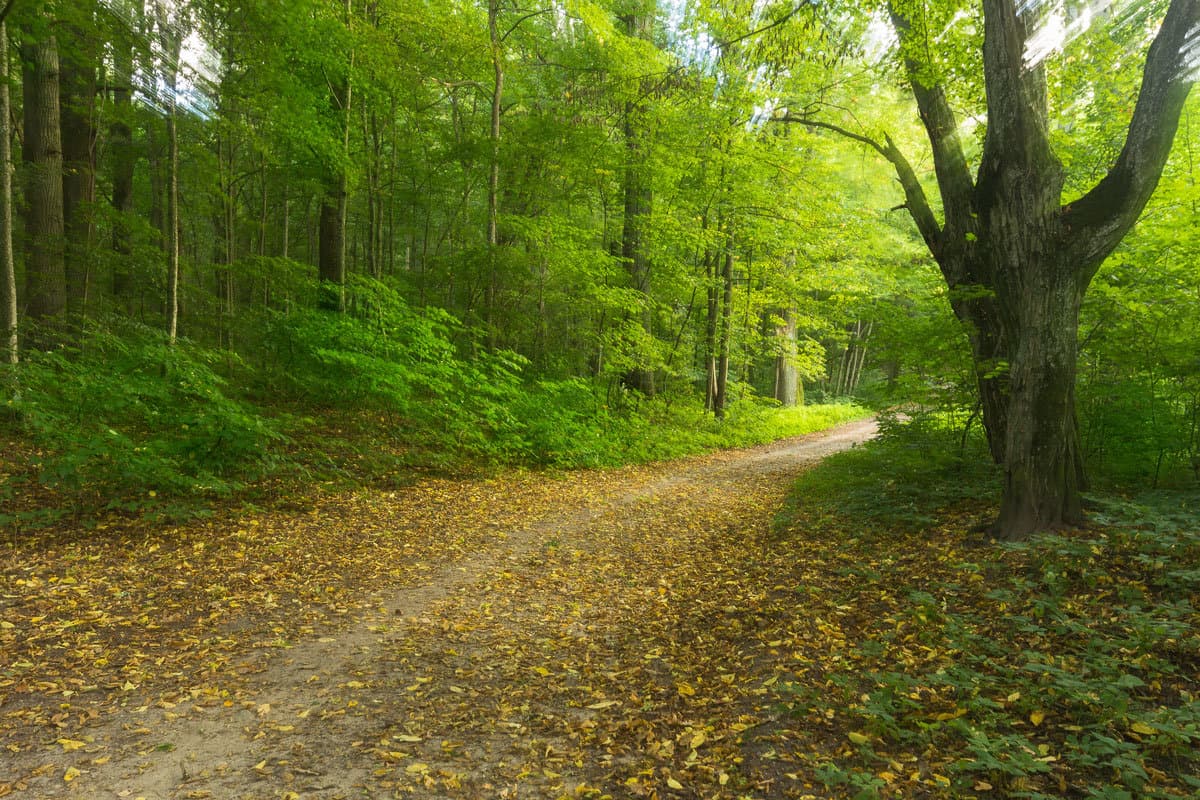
[771,419,1200,798]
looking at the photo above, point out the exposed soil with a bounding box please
[1,418,877,800]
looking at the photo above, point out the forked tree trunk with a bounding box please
[789,0,1200,538]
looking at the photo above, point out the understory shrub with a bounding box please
[5,318,284,512]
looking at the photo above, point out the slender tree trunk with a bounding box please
[21,27,66,323]
[714,230,735,419]
[318,0,352,311]
[703,242,718,410]
[484,0,503,344]
[619,8,656,396]
[0,23,16,364]
[156,2,182,343]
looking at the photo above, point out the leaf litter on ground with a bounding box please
[1,418,1196,799]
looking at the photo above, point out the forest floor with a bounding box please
[1,418,884,800]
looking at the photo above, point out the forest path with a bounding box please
[1,417,877,800]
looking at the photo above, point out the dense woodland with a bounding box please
[0,0,1198,532]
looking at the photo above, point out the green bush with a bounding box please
[7,318,284,511]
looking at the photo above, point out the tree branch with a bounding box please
[779,113,942,247]
[889,3,975,233]
[718,2,812,49]
[0,0,15,26]
[1064,0,1200,272]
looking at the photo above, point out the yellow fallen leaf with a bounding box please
[587,700,618,709]
[676,683,695,697]
[1130,721,1156,735]
[405,763,429,774]
[666,777,683,790]
[531,666,551,677]
[253,759,268,771]
[63,767,80,783]
[718,772,729,786]
[57,738,86,752]
[393,734,422,743]
[933,773,951,787]
[1029,710,1045,726]
[975,781,994,791]
[689,730,706,749]
[847,731,871,745]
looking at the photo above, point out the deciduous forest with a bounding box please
[1,0,1198,798]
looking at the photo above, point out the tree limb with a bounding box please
[779,113,942,247]
[1064,0,1200,273]
[889,4,975,233]
[718,2,812,49]
[0,0,15,26]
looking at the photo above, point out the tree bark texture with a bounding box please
[21,29,66,322]
[773,307,799,407]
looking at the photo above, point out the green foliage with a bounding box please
[5,319,284,512]
[791,410,1000,527]
[781,431,1200,798]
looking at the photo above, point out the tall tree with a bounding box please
[21,14,66,323]
[109,0,138,305]
[619,3,657,395]
[59,1,99,316]
[1,20,15,364]
[788,0,1200,537]
[154,0,183,343]
[318,0,353,312]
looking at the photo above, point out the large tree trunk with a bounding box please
[60,13,97,317]
[21,28,66,323]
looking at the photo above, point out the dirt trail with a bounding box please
[3,418,876,800]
